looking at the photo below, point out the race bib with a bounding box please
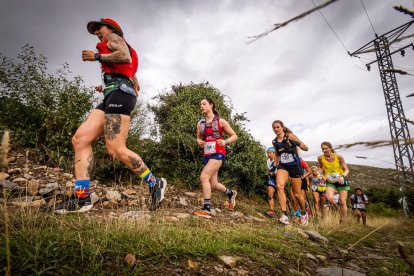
[280,153,294,164]
[327,172,341,183]
[204,142,217,155]
[356,203,365,209]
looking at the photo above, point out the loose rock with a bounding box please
[219,256,237,268]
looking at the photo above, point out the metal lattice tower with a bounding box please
[350,20,414,215]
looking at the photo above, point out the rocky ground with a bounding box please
[1,150,413,275]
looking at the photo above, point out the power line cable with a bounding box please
[309,0,350,53]
[360,0,377,35]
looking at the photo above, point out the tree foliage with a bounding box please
[150,82,267,194]
[0,45,94,167]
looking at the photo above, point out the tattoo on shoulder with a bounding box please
[101,33,130,64]
[104,114,122,140]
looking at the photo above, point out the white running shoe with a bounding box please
[279,214,290,225]
[300,212,309,226]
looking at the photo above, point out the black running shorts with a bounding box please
[95,89,137,116]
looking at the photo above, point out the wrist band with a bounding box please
[94,53,101,61]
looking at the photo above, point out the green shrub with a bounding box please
[0,45,94,169]
[149,82,267,194]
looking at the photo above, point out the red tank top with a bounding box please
[96,40,138,79]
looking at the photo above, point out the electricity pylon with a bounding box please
[350,20,414,215]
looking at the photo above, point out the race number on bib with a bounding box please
[357,203,365,209]
[280,153,295,164]
[204,142,217,155]
[327,172,341,183]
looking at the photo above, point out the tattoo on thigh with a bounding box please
[128,155,142,170]
[86,154,94,178]
[104,114,122,140]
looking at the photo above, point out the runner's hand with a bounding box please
[197,139,205,148]
[95,85,103,92]
[218,139,226,146]
[82,50,96,61]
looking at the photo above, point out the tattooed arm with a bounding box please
[101,33,132,63]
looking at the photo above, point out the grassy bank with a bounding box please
[1,205,413,275]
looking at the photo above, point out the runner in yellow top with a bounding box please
[318,141,350,223]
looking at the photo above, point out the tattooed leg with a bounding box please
[104,114,122,141]
[128,155,147,174]
[86,154,94,178]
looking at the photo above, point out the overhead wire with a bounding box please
[360,0,377,35]
[309,0,350,54]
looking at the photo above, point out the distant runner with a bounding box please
[264,147,277,218]
[193,98,238,218]
[310,165,326,219]
[271,120,309,225]
[318,141,350,223]
[350,187,368,225]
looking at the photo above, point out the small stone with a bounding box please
[0,173,9,179]
[0,179,17,189]
[164,216,179,223]
[179,197,188,206]
[23,173,33,180]
[304,230,329,243]
[106,190,122,202]
[316,255,327,261]
[7,168,22,174]
[53,168,62,172]
[124,254,136,267]
[306,253,318,262]
[297,229,310,239]
[187,259,198,269]
[45,183,59,189]
[39,187,54,195]
[210,209,217,216]
[22,167,30,173]
[12,177,27,183]
[316,267,366,276]
[218,256,237,268]
[90,192,100,204]
[230,212,244,218]
[33,166,47,170]
[184,192,197,197]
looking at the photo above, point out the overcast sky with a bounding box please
[1,0,414,169]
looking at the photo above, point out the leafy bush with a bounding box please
[0,45,94,169]
[150,82,267,194]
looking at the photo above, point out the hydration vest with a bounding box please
[199,115,226,156]
[96,40,138,79]
[272,135,299,166]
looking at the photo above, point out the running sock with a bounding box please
[224,188,233,199]
[203,199,211,211]
[74,179,90,198]
[301,211,307,216]
[282,211,288,216]
[139,168,157,188]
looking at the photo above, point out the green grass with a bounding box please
[1,207,413,275]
